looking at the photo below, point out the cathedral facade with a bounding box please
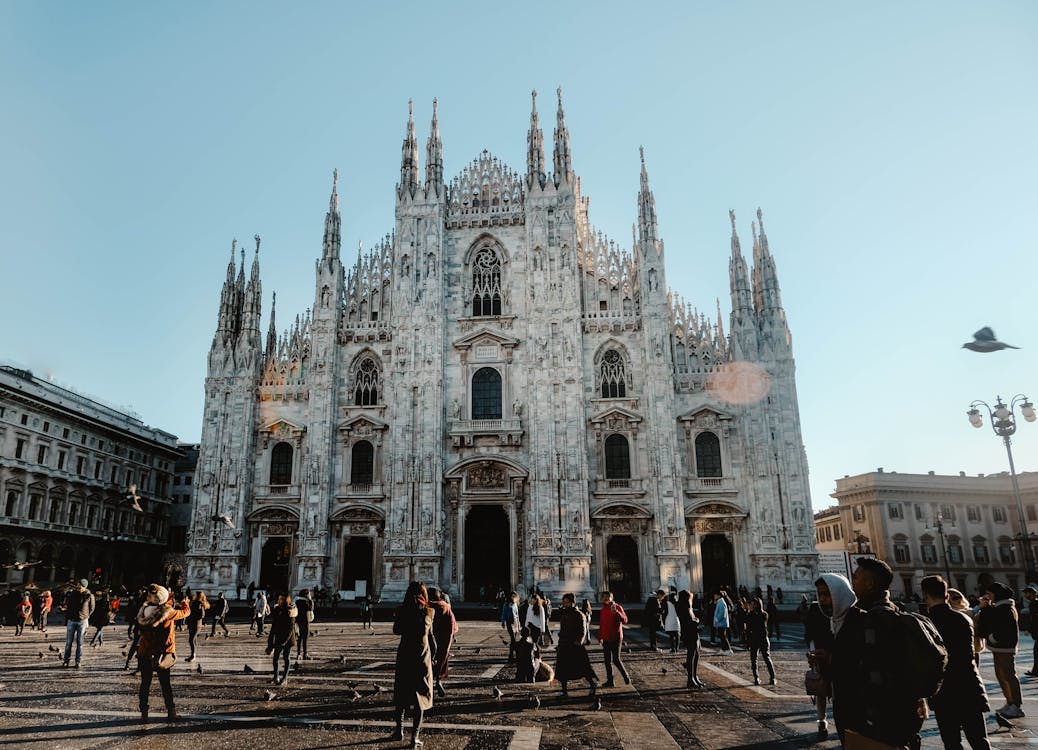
[185,91,818,602]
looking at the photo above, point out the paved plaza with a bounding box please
[2,616,1037,748]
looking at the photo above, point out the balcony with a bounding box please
[255,484,301,500]
[683,476,737,495]
[591,477,646,497]
[448,418,523,448]
[339,483,386,501]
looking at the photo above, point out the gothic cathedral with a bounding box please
[186,90,818,602]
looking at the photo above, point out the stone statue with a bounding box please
[450,399,460,419]
[512,398,522,417]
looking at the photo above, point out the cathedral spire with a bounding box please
[399,99,419,198]
[265,291,277,359]
[552,87,572,186]
[216,238,238,336]
[527,89,546,190]
[425,98,443,195]
[322,168,341,260]
[751,207,783,315]
[636,146,658,245]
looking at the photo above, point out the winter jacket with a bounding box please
[598,602,629,641]
[713,598,730,628]
[64,589,95,622]
[137,599,190,658]
[267,603,298,649]
[976,598,1019,653]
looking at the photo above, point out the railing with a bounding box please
[593,478,644,493]
[684,476,736,492]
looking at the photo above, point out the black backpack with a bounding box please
[898,610,949,699]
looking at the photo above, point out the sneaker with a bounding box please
[769,678,776,686]
[753,677,760,685]
[818,720,829,738]
[1003,705,1026,718]
[996,703,1012,715]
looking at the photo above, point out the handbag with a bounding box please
[157,652,176,670]
[804,667,828,696]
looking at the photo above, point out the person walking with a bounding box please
[976,581,1023,718]
[35,590,52,632]
[88,591,112,647]
[360,594,373,630]
[949,588,985,667]
[1022,584,1038,677]
[598,591,631,687]
[921,575,991,750]
[766,594,782,640]
[136,583,191,722]
[580,599,594,644]
[209,592,229,638]
[295,588,314,660]
[428,587,458,697]
[524,593,547,645]
[662,589,681,652]
[15,593,32,635]
[712,592,733,655]
[390,581,434,748]
[62,579,94,668]
[500,591,520,662]
[253,591,270,636]
[554,592,598,697]
[676,590,703,688]
[745,597,776,685]
[185,591,209,662]
[642,594,662,650]
[805,575,840,738]
[265,594,297,684]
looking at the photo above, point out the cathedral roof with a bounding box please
[447,150,524,225]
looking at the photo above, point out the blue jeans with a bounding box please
[65,619,86,664]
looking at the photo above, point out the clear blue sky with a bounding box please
[3,2,1036,510]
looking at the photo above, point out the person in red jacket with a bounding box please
[598,591,632,687]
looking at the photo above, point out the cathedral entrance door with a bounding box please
[341,536,374,593]
[464,505,510,602]
[260,537,291,594]
[606,536,641,602]
[700,534,735,595]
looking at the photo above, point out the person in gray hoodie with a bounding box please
[976,581,1022,718]
[62,579,95,668]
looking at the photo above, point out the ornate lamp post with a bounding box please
[967,394,1037,581]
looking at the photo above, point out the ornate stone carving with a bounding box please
[467,462,506,489]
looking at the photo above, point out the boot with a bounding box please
[388,710,404,741]
[139,706,149,724]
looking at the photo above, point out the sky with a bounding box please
[2,2,1037,511]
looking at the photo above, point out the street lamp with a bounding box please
[967,394,1037,581]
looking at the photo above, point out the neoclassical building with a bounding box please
[186,91,817,602]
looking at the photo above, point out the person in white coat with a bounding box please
[662,589,682,652]
[524,594,548,644]
[252,591,270,636]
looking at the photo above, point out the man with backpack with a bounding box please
[838,557,944,750]
[976,581,1023,718]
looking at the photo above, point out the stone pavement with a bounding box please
[1,617,1036,748]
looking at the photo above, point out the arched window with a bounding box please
[604,434,631,479]
[350,441,374,485]
[270,442,293,485]
[4,491,16,517]
[471,367,502,420]
[600,349,626,398]
[471,247,502,316]
[353,357,380,406]
[695,432,722,478]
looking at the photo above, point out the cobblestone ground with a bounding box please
[1,617,1035,748]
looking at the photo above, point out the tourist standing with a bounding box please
[15,593,32,635]
[676,590,702,688]
[524,593,547,644]
[712,592,733,655]
[642,594,662,650]
[745,597,776,685]
[185,591,209,662]
[976,581,1023,718]
[501,591,520,662]
[295,588,314,660]
[662,589,681,652]
[136,583,190,722]
[428,587,458,697]
[253,591,270,636]
[805,575,840,738]
[766,594,782,640]
[554,592,598,697]
[88,591,112,646]
[360,593,373,629]
[598,591,631,687]
[265,594,297,684]
[36,590,52,632]
[390,581,434,748]
[62,579,94,667]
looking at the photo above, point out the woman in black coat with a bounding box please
[265,594,297,685]
[804,583,836,738]
[391,581,434,748]
[676,590,703,688]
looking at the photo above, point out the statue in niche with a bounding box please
[308,455,320,485]
[450,399,460,419]
[321,286,330,308]
[512,398,523,417]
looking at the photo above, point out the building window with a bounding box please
[270,442,293,485]
[350,441,374,485]
[68,502,78,526]
[471,246,502,316]
[471,367,502,420]
[888,503,904,520]
[967,506,981,522]
[76,456,85,475]
[102,508,112,531]
[694,432,722,478]
[993,507,1007,523]
[948,543,963,564]
[914,504,925,521]
[28,494,40,520]
[57,451,66,470]
[94,461,102,479]
[604,434,631,480]
[63,428,69,438]
[894,543,911,564]
[824,526,833,542]
[86,506,97,529]
[600,349,627,398]
[999,543,1015,564]
[37,445,48,464]
[21,414,28,425]
[1028,505,1037,523]
[833,524,842,540]
[110,465,118,483]
[973,542,989,564]
[853,505,865,522]
[5,491,17,517]
[941,505,956,524]
[921,542,937,564]
[353,357,381,406]
[15,439,25,459]
[43,421,49,432]
[185,475,192,485]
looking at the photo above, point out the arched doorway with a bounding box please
[341,536,373,594]
[260,537,291,594]
[700,534,736,596]
[464,505,510,601]
[606,535,641,602]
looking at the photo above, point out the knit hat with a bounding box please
[149,585,170,605]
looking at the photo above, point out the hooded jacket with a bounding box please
[819,573,856,636]
[977,596,1019,653]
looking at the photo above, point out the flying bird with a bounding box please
[124,484,144,512]
[4,560,41,571]
[492,685,504,700]
[963,327,1020,353]
[214,514,235,529]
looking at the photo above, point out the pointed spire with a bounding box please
[715,297,726,342]
[637,146,658,245]
[250,234,261,283]
[728,210,754,322]
[266,291,277,358]
[399,99,419,198]
[751,207,784,315]
[527,89,546,190]
[552,86,572,185]
[322,168,341,260]
[425,98,443,195]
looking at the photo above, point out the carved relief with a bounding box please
[466,463,506,489]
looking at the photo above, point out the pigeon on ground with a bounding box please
[492,686,504,700]
[48,645,59,652]
[196,663,203,675]
[38,651,45,659]
[661,666,668,674]
[592,697,602,711]
[474,647,481,654]
[264,689,276,701]
[348,687,363,702]
[995,712,1015,730]
[530,695,541,709]
[243,664,254,674]
[372,683,385,694]
[963,327,1020,352]
[339,654,348,665]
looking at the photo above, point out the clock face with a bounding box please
[706,361,771,405]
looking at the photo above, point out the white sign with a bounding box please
[816,551,851,579]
